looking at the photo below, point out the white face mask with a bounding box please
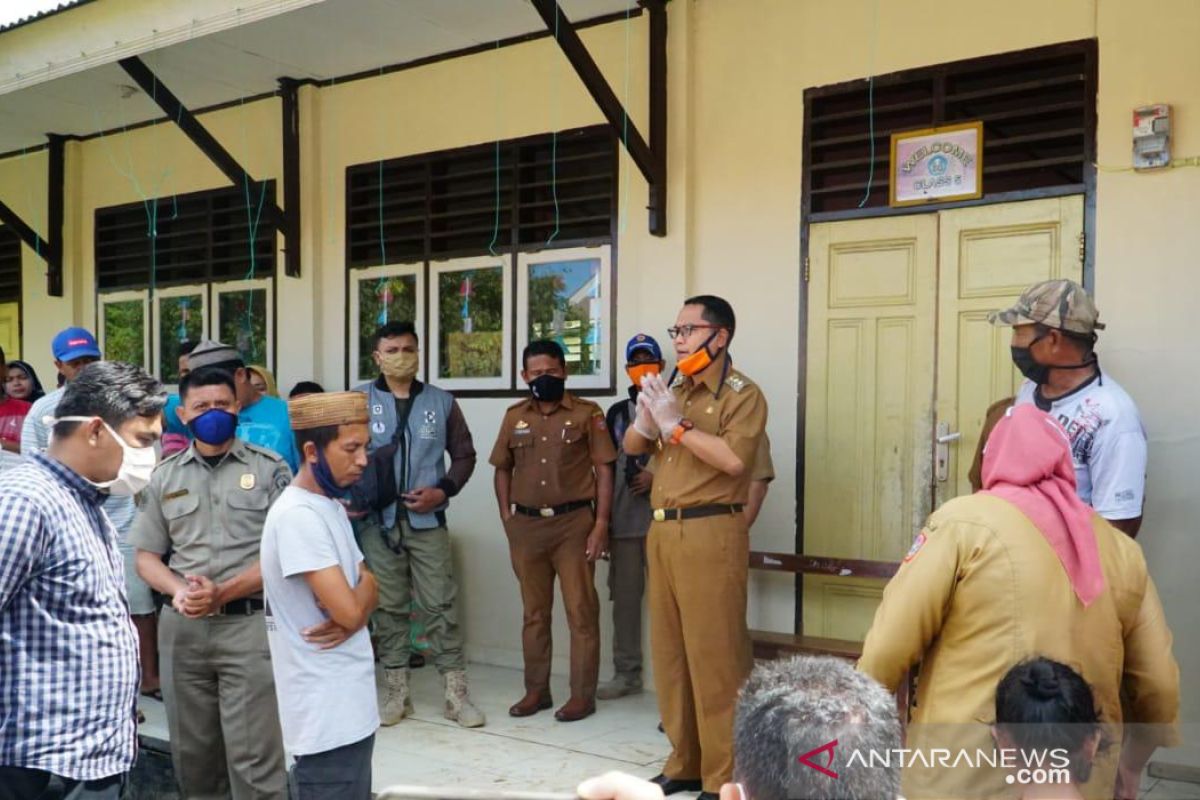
[46,415,158,496]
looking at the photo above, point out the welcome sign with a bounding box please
[889,122,983,207]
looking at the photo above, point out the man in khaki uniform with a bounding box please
[131,368,292,800]
[859,406,1179,800]
[625,295,767,800]
[490,339,616,723]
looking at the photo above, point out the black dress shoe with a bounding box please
[697,793,718,800]
[650,774,703,795]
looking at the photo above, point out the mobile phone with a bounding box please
[377,787,577,800]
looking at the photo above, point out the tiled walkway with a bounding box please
[139,662,1200,798]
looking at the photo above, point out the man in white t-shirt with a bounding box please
[990,278,1147,537]
[261,391,379,799]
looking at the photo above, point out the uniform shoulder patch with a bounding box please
[591,408,607,430]
[903,532,927,563]
[243,442,284,462]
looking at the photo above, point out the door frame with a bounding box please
[794,39,1098,633]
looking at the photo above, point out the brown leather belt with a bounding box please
[513,500,594,518]
[652,504,744,522]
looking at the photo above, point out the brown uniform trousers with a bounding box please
[489,393,617,701]
[644,357,767,792]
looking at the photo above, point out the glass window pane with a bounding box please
[437,266,504,379]
[526,258,602,376]
[102,300,145,366]
[357,274,418,380]
[218,289,269,367]
[159,294,204,383]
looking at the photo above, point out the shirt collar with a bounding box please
[523,391,575,413]
[31,452,107,506]
[179,438,250,466]
[374,375,426,398]
[683,352,731,397]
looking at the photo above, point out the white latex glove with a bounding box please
[632,391,659,439]
[640,373,683,435]
[578,771,666,800]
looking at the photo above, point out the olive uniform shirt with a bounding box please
[129,439,293,591]
[648,356,768,509]
[489,393,617,508]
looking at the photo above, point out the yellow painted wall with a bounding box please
[2,0,1197,753]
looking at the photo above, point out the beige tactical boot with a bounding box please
[596,673,643,700]
[443,670,486,728]
[380,668,414,726]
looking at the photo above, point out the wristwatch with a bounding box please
[669,419,695,445]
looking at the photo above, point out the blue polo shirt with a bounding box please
[239,395,299,473]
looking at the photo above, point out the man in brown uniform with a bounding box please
[490,339,616,723]
[625,295,767,800]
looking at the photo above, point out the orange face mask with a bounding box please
[676,331,722,377]
[626,363,661,387]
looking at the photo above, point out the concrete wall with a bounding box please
[2,0,1195,758]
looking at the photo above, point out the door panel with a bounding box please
[803,216,938,639]
[934,196,1084,504]
[0,302,18,360]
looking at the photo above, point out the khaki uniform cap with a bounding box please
[988,278,1105,335]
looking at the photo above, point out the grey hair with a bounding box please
[53,361,167,438]
[734,656,901,800]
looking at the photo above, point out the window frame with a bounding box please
[212,277,275,373]
[152,284,209,390]
[97,289,151,371]
[347,262,427,388]
[516,245,613,391]
[428,255,513,392]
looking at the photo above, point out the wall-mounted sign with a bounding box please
[889,122,983,207]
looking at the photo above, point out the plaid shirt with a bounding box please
[0,454,139,779]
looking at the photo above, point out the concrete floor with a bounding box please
[138,662,1199,798]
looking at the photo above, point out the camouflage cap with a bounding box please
[988,279,1105,335]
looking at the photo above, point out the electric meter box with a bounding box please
[1133,104,1171,170]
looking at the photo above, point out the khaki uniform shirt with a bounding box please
[750,433,775,484]
[648,356,768,509]
[488,392,617,508]
[129,439,293,590]
[859,493,1179,799]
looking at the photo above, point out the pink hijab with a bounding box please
[981,404,1105,606]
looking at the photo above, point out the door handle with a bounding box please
[935,423,959,482]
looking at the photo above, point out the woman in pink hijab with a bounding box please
[859,405,1179,800]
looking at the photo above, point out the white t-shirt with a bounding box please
[1014,371,1147,519]
[260,485,379,756]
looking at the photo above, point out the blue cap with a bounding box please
[52,327,101,362]
[625,333,662,362]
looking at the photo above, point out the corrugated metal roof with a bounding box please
[0,0,95,35]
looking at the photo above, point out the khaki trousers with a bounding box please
[159,607,286,800]
[505,508,600,701]
[357,518,466,672]
[648,514,752,793]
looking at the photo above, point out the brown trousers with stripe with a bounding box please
[648,514,752,792]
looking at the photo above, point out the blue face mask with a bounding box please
[312,447,349,498]
[187,408,239,446]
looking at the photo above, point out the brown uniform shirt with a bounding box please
[489,392,617,508]
[649,356,768,509]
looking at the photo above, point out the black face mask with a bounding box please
[1011,345,1051,385]
[1011,333,1096,386]
[529,374,566,403]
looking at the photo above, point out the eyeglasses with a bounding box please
[667,324,720,340]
